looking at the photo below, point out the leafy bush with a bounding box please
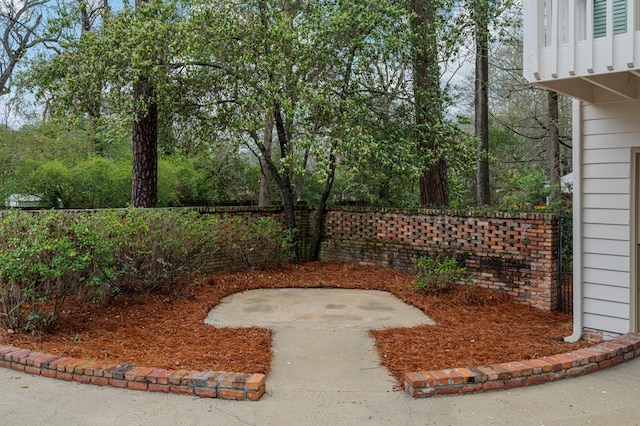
[0,209,290,331]
[413,255,469,293]
[215,215,292,270]
[0,211,111,331]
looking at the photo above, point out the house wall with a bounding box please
[576,99,640,336]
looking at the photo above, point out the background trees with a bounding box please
[0,0,47,97]
[1,0,571,220]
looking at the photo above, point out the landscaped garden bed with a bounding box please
[0,261,591,386]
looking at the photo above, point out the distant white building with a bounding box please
[561,172,573,194]
[4,194,45,208]
[525,1,640,341]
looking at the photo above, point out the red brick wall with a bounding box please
[181,206,560,311]
[317,207,559,311]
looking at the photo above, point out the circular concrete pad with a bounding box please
[204,288,434,330]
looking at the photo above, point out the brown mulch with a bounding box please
[0,262,591,386]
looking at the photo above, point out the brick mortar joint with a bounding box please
[0,345,265,401]
[405,333,640,398]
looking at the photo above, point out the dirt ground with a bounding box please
[0,262,591,385]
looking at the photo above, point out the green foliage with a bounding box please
[498,163,550,210]
[0,209,290,331]
[8,0,544,211]
[0,122,256,207]
[560,214,573,274]
[413,255,469,293]
[216,216,292,270]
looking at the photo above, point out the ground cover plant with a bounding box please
[0,262,591,387]
[413,255,470,293]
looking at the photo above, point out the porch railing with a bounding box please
[524,0,640,83]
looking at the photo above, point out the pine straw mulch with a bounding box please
[0,261,591,387]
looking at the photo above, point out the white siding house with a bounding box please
[524,1,640,340]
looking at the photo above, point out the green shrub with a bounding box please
[0,211,111,331]
[413,255,469,293]
[215,215,292,270]
[0,209,290,331]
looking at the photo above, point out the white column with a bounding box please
[606,0,615,70]
[569,0,577,75]
[627,0,636,68]
[587,0,595,73]
[524,1,544,80]
[552,0,560,77]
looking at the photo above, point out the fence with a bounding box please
[189,206,562,311]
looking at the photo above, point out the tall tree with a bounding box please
[130,0,158,207]
[410,0,449,207]
[78,0,111,155]
[476,6,571,207]
[473,0,490,206]
[1,0,46,97]
[257,114,273,206]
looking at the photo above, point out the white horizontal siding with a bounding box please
[583,253,629,271]
[582,223,629,240]
[583,238,629,256]
[583,178,629,193]
[583,267,629,286]
[583,133,640,149]
[583,194,629,209]
[583,163,629,179]
[584,283,630,304]
[582,147,630,163]
[579,100,640,335]
[583,118,640,136]
[583,312,630,335]
[582,102,640,121]
[584,298,629,319]
[582,208,629,224]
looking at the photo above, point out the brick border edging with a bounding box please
[0,345,266,401]
[405,333,640,398]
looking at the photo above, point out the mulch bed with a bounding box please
[0,262,590,386]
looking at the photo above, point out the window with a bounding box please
[560,0,570,43]
[594,0,629,38]
[545,0,554,46]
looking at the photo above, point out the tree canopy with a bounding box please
[2,0,571,223]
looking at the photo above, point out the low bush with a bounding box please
[216,215,292,270]
[0,209,290,331]
[412,255,469,293]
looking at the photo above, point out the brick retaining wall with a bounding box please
[318,207,559,311]
[0,345,265,401]
[405,333,640,398]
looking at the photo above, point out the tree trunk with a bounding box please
[410,0,449,207]
[548,90,561,204]
[130,0,158,208]
[131,77,158,207]
[258,114,273,206]
[273,105,299,263]
[474,0,490,206]
[309,145,337,261]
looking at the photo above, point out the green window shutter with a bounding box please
[594,0,607,38]
[613,0,627,35]
[594,0,628,38]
